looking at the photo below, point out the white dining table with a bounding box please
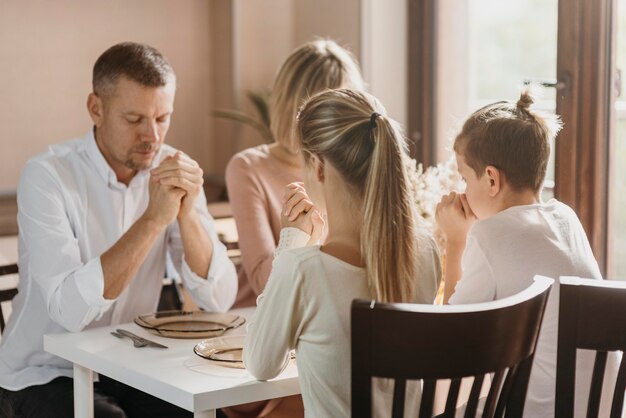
[43,307,300,418]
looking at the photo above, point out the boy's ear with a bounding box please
[485,165,501,197]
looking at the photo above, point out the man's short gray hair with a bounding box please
[92,42,175,96]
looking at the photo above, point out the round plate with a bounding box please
[194,335,246,369]
[134,311,245,339]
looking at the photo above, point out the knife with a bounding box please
[115,328,169,349]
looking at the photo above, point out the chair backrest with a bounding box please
[0,263,18,334]
[351,275,553,418]
[157,278,183,311]
[556,276,626,418]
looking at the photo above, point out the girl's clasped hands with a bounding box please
[281,182,325,245]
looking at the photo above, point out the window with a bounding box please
[409,0,616,276]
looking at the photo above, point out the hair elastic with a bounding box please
[370,112,380,129]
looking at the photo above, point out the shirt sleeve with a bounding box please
[448,231,497,305]
[167,187,238,312]
[17,160,114,332]
[225,154,277,295]
[274,227,311,259]
[243,251,303,381]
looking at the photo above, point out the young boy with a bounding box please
[436,91,619,418]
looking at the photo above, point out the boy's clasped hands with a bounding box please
[436,191,477,247]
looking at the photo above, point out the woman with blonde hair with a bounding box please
[244,89,441,417]
[226,39,364,309]
[223,40,363,418]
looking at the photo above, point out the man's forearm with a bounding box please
[443,241,465,304]
[101,216,165,299]
[178,212,212,279]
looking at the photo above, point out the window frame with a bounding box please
[555,0,615,275]
[407,0,437,167]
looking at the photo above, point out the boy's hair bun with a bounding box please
[517,90,534,111]
[453,86,563,193]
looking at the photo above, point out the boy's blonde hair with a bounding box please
[454,90,563,192]
[297,89,424,303]
[270,39,364,153]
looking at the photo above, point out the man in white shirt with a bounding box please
[0,42,237,417]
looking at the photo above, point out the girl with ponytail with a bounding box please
[244,89,441,417]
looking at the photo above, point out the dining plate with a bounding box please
[193,335,245,369]
[134,310,245,339]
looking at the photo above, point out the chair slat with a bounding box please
[505,356,535,418]
[556,281,580,418]
[464,375,485,418]
[419,379,436,418]
[587,351,608,418]
[0,263,19,334]
[610,355,626,418]
[0,263,17,276]
[391,378,406,418]
[351,302,373,418]
[443,378,462,417]
[0,289,18,302]
[482,370,504,418]
[495,366,518,418]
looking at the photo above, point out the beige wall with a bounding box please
[229,0,294,154]
[0,0,213,193]
[361,0,408,127]
[293,0,361,57]
[1,1,406,191]
[210,0,362,176]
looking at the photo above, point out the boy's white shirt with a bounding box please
[450,199,621,418]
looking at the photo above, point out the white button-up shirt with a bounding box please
[0,131,237,390]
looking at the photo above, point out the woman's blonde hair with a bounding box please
[270,39,364,153]
[297,89,420,303]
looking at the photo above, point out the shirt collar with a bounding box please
[84,128,157,189]
[84,128,119,187]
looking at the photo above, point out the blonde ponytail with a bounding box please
[362,114,418,302]
[297,89,419,303]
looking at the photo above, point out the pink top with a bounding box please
[226,144,302,308]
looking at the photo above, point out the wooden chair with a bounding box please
[351,275,553,418]
[157,278,184,311]
[556,276,626,418]
[0,263,18,333]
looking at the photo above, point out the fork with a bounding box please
[114,328,168,349]
[111,331,151,347]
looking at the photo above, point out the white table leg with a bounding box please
[73,363,94,418]
[194,410,216,418]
